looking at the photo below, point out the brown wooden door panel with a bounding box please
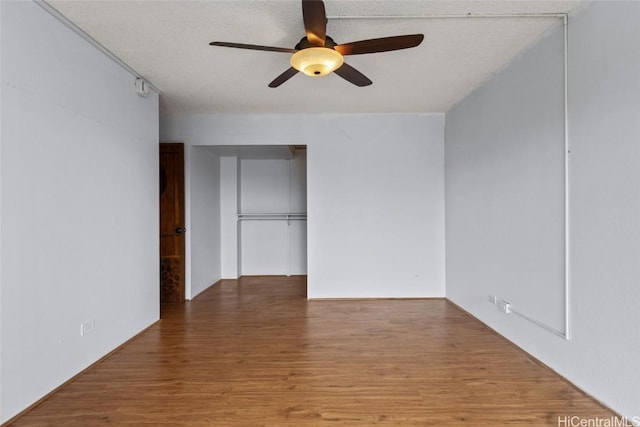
[159,143,185,303]
[160,238,181,258]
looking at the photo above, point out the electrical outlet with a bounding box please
[497,300,511,314]
[488,295,497,304]
[80,320,95,336]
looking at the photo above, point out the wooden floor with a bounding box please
[9,276,615,426]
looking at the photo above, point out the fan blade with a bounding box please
[269,67,299,88]
[210,41,297,54]
[333,63,372,87]
[302,0,327,47]
[334,34,424,56]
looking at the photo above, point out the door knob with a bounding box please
[175,227,186,234]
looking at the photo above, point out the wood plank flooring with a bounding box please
[8,276,616,426]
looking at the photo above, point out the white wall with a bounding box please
[445,1,640,418]
[189,147,221,297]
[160,114,446,298]
[0,1,159,423]
[241,159,291,213]
[307,116,445,298]
[239,154,307,276]
[220,156,239,278]
[446,22,566,331]
[239,159,289,276]
[289,150,308,275]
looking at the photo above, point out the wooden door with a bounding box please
[159,143,185,303]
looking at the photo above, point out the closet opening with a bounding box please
[192,144,307,292]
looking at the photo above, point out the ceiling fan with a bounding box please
[210,0,424,87]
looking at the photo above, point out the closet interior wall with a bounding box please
[237,150,307,276]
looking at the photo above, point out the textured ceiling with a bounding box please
[45,1,580,115]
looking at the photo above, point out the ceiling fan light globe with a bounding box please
[290,47,343,77]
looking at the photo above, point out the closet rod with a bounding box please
[237,213,307,221]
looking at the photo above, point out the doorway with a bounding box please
[159,143,186,304]
[193,144,307,283]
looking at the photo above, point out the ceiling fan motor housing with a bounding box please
[290,36,343,77]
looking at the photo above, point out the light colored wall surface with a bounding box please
[240,220,289,275]
[220,156,239,278]
[239,157,290,275]
[307,116,445,298]
[446,21,566,333]
[0,1,160,422]
[445,1,640,417]
[190,147,221,298]
[289,149,307,214]
[160,114,446,298]
[239,155,307,276]
[289,150,308,275]
[241,159,291,213]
